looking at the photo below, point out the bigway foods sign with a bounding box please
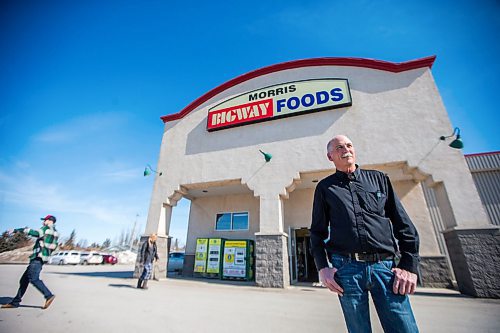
[207,78,352,131]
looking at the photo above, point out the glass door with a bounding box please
[288,227,298,284]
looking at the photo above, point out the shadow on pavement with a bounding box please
[19,304,43,309]
[50,271,134,279]
[414,291,468,298]
[167,273,326,290]
[108,284,137,289]
[167,274,257,287]
[0,297,42,309]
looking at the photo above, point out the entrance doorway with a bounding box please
[288,227,318,284]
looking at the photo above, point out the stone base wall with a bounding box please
[133,235,169,280]
[183,254,195,277]
[255,233,290,288]
[443,227,500,298]
[419,256,453,288]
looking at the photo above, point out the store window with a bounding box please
[215,212,249,231]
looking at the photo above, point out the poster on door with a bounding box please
[194,238,208,273]
[206,238,222,274]
[223,240,247,278]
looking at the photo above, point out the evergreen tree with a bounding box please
[0,230,32,253]
[11,231,31,248]
[0,231,10,253]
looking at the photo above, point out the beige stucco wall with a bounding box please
[284,188,315,230]
[394,180,441,255]
[145,63,490,242]
[185,193,259,254]
[283,183,441,256]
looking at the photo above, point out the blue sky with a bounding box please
[1,0,499,245]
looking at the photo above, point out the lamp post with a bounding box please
[143,164,162,176]
[440,127,464,149]
[259,150,272,162]
[129,214,139,251]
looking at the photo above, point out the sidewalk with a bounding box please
[1,264,499,333]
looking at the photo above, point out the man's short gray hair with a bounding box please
[326,139,335,154]
[326,135,350,154]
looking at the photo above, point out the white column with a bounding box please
[135,203,173,279]
[258,194,284,234]
[145,203,172,237]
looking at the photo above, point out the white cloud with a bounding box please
[0,108,184,243]
[101,168,143,182]
[35,130,81,144]
[0,170,145,228]
[14,160,31,170]
[32,111,129,144]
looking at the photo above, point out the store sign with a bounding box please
[207,78,351,131]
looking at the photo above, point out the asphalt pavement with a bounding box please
[0,264,499,333]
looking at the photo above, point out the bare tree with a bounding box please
[64,229,77,249]
[118,229,126,246]
[172,238,179,251]
[76,239,88,249]
[102,238,111,249]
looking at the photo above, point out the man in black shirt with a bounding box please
[137,234,159,290]
[310,135,419,332]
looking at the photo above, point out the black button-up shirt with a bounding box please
[310,167,420,274]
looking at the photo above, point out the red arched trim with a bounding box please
[161,56,436,123]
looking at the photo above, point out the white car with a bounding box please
[80,252,103,265]
[49,251,81,265]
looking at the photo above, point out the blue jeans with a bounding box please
[331,254,419,333]
[11,259,53,305]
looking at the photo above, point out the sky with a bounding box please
[1,0,499,246]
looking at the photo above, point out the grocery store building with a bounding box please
[135,56,500,298]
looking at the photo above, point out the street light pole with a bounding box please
[129,214,139,251]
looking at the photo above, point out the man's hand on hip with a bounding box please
[392,268,417,295]
[319,267,344,296]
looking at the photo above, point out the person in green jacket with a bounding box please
[2,215,59,309]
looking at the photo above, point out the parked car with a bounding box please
[101,254,118,265]
[49,251,81,265]
[167,252,185,272]
[80,252,103,265]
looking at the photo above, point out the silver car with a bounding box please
[49,251,81,265]
[80,252,103,265]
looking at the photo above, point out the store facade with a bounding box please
[135,56,499,297]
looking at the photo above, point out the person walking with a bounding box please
[310,135,420,332]
[2,215,59,310]
[137,233,159,290]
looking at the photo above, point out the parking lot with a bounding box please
[1,264,499,333]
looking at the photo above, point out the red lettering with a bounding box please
[207,99,274,130]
